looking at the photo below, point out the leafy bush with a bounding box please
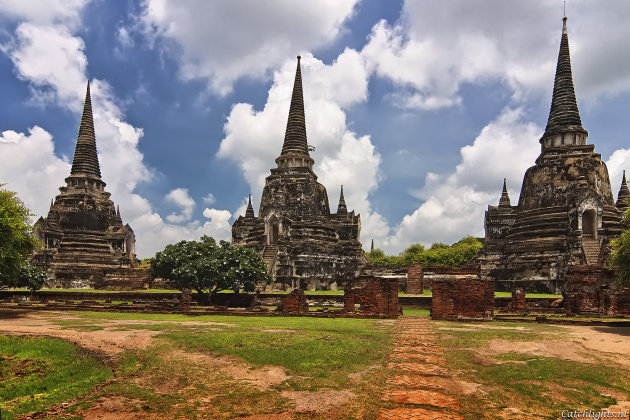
[366,236,483,268]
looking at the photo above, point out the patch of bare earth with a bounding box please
[169,349,290,390]
[0,311,158,359]
[280,389,355,413]
[80,396,158,420]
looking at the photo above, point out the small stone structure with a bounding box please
[343,276,399,318]
[477,17,625,293]
[232,56,365,290]
[276,289,309,314]
[431,276,494,321]
[30,82,144,288]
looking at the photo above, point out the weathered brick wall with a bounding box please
[510,287,526,312]
[421,265,479,291]
[277,289,308,314]
[610,288,630,316]
[179,289,192,312]
[406,263,423,294]
[344,276,399,318]
[431,277,494,321]
[564,265,611,315]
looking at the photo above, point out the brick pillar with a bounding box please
[511,287,526,312]
[179,289,192,312]
[406,263,424,294]
[343,282,355,312]
[385,277,399,318]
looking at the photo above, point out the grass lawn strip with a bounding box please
[2,310,397,418]
[0,335,112,419]
[435,321,630,419]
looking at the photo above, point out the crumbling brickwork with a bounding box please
[277,289,308,314]
[179,289,192,312]
[406,263,423,294]
[564,265,614,315]
[509,287,527,312]
[344,276,399,318]
[431,277,494,321]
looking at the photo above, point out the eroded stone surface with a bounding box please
[477,17,624,294]
[231,56,364,291]
[31,83,142,289]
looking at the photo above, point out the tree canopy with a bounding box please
[0,185,45,291]
[366,236,484,268]
[150,236,270,300]
[610,207,630,287]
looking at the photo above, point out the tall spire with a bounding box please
[499,178,511,207]
[337,185,347,214]
[370,239,374,252]
[245,194,255,218]
[540,16,587,147]
[280,55,309,157]
[617,171,630,212]
[70,81,102,178]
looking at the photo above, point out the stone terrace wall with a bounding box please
[344,276,399,318]
[432,277,494,321]
[95,267,151,290]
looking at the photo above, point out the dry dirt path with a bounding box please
[377,316,465,420]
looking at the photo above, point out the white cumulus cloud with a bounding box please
[385,108,541,252]
[140,0,360,95]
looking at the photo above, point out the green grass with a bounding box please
[0,335,112,419]
[494,291,561,298]
[436,321,630,418]
[70,310,394,391]
[401,307,430,316]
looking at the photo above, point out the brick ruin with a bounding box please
[477,17,624,294]
[344,276,399,318]
[406,263,423,294]
[509,287,527,312]
[276,289,309,314]
[563,265,619,315]
[30,82,146,289]
[405,264,479,294]
[431,276,494,321]
[232,56,365,291]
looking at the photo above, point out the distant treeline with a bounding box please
[366,236,484,268]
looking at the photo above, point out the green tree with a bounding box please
[150,236,271,302]
[611,208,630,287]
[0,185,45,291]
[365,236,484,268]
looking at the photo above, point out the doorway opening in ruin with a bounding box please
[582,209,597,239]
[268,216,280,245]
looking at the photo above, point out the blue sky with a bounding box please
[1,0,630,258]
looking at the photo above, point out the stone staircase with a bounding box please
[582,235,601,265]
[262,245,277,273]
